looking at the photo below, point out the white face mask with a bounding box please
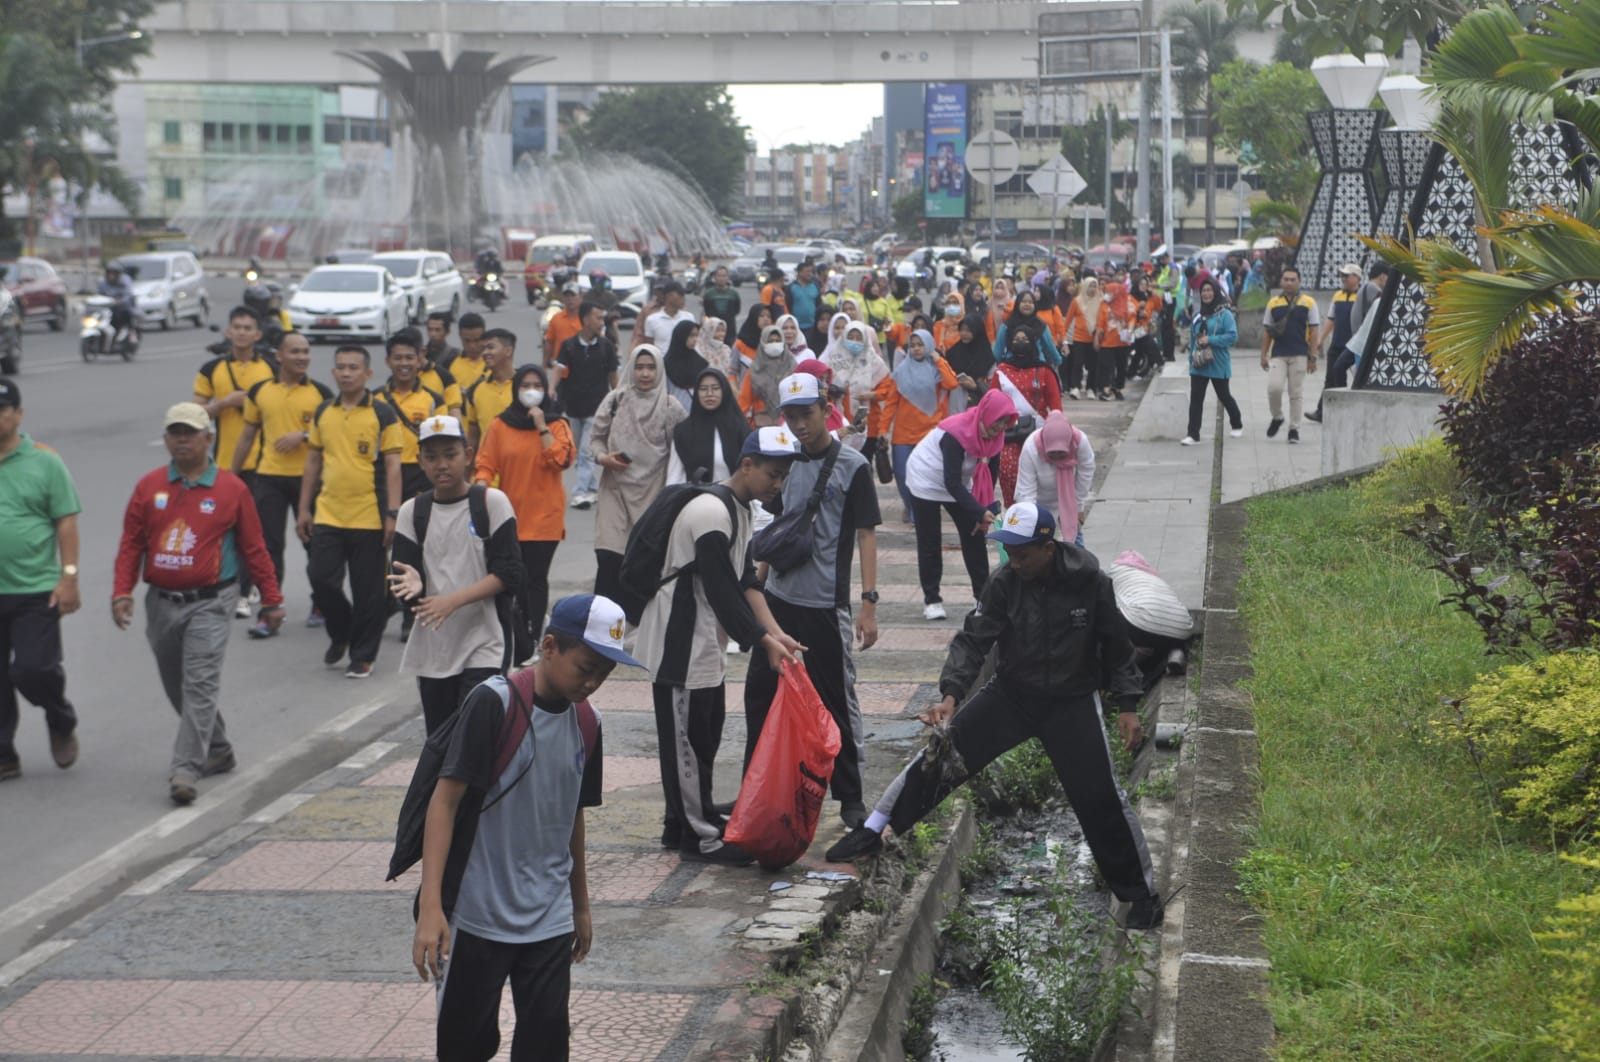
[843,339,866,356]
[518,388,545,409]
[945,304,961,317]
[763,342,785,357]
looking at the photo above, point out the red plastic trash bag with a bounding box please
[724,664,842,869]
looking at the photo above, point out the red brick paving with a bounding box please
[189,841,412,893]
[585,850,680,903]
[363,754,662,793]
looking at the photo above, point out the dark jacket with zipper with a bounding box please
[939,541,1143,710]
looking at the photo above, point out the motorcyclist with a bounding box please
[242,282,286,348]
[760,246,780,281]
[98,264,138,345]
[586,270,622,346]
[474,246,503,280]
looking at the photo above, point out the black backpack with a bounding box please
[617,482,739,625]
[410,483,531,667]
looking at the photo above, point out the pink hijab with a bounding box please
[939,389,1016,508]
[1037,410,1084,539]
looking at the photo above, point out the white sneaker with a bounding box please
[1180,436,1200,446]
[1229,427,1244,438]
[235,587,258,618]
[923,602,947,621]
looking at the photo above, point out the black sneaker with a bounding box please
[660,820,681,850]
[680,841,756,866]
[840,801,868,829]
[1305,408,1323,423]
[1266,418,1284,438]
[1122,893,1165,930]
[324,642,349,668]
[1287,428,1300,444]
[169,775,198,806]
[202,749,237,778]
[825,826,884,863]
[345,661,374,679]
[0,757,19,782]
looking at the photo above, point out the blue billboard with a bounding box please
[923,83,968,220]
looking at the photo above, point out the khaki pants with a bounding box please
[1267,355,1308,429]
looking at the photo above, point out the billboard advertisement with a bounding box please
[923,83,968,219]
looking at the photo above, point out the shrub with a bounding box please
[1439,314,1600,512]
[969,741,1062,814]
[1353,435,1467,535]
[1535,851,1600,1061]
[1442,650,1600,839]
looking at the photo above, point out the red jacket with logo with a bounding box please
[113,463,283,606]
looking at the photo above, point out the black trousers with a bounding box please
[652,682,728,855]
[436,927,574,1062]
[520,541,560,642]
[593,549,623,606]
[1186,375,1244,440]
[418,667,500,736]
[306,525,388,664]
[910,497,990,605]
[1316,348,1358,415]
[251,474,301,590]
[1132,335,1160,378]
[0,593,77,761]
[1099,344,1129,391]
[1064,340,1095,393]
[401,463,430,502]
[884,682,1156,902]
[1159,304,1177,361]
[743,596,864,806]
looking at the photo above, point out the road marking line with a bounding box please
[339,741,398,770]
[0,939,76,988]
[1181,952,1271,969]
[325,694,391,734]
[124,858,206,897]
[247,792,317,825]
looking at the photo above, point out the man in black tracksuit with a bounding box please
[826,500,1164,928]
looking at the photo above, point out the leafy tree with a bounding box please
[575,85,749,216]
[1227,0,1483,56]
[1163,1,1252,243]
[1213,59,1322,211]
[1060,104,1134,230]
[889,190,960,240]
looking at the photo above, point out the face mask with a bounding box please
[518,388,545,409]
[763,342,785,357]
[843,339,866,356]
[945,304,961,317]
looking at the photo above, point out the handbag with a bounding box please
[1004,413,1037,445]
[874,441,894,484]
[751,440,841,573]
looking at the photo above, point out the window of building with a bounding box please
[276,124,291,146]
[162,121,181,145]
[296,124,312,153]
[164,177,182,200]
[324,119,344,145]
[202,121,217,150]
[220,122,235,146]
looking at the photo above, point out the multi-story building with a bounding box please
[742,146,860,237]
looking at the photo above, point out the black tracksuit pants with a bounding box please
[435,926,574,1062]
[1186,375,1244,440]
[910,497,990,606]
[0,593,77,762]
[743,595,865,807]
[417,667,500,736]
[879,682,1156,902]
[251,474,302,590]
[307,525,387,665]
[653,682,730,855]
[520,540,560,644]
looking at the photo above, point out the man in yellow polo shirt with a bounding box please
[440,312,488,392]
[375,329,447,503]
[196,306,278,617]
[231,332,331,637]
[462,327,519,450]
[296,345,404,678]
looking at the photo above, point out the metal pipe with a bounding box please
[1161,26,1175,252]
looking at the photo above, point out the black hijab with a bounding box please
[671,368,749,483]
[663,319,707,390]
[498,364,565,430]
[944,314,995,380]
[1005,292,1048,347]
[736,302,772,351]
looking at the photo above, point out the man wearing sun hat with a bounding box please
[825,501,1165,930]
[634,424,807,866]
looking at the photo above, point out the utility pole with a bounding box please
[1161,26,1175,253]
[1103,105,1113,250]
[1135,0,1154,257]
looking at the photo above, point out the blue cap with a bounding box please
[546,594,644,668]
[987,502,1057,546]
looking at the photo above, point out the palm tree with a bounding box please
[1164,1,1252,243]
[1367,0,1600,398]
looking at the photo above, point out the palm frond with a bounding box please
[1432,99,1519,221]
[1519,0,1600,74]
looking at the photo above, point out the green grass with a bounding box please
[1239,485,1595,1061]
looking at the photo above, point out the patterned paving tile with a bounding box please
[190,841,412,893]
[90,980,299,1056]
[226,981,426,1058]
[0,979,170,1053]
[855,682,921,716]
[363,756,660,794]
[585,850,681,903]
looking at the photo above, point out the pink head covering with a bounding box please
[939,389,1017,508]
[1037,410,1084,539]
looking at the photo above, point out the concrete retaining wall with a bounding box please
[1319,388,1444,476]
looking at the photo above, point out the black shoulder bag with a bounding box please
[751,440,841,573]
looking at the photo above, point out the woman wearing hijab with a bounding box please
[816,311,852,366]
[474,364,576,649]
[1095,281,1140,401]
[1035,280,1067,351]
[1128,272,1164,380]
[793,358,850,434]
[737,323,797,427]
[776,313,815,361]
[871,327,961,522]
[903,389,1017,618]
[733,302,774,376]
[661,319,707,413]
[1062,276,1106,399]
[696,315,734,379]
[941,313,995,415]
[667,368,749,485]
[1182,277,1244,446]
[588,345,688,601]
[992,288,1061,369]
[932,290,965,352]
[1015,409,1095,547]
[860,277,896,348]
[992,301,1064,506]
[822,320,890,434]
[985,277,1013,344]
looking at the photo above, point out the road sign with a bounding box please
[965,129,1021,185]
[1028,153,1088,205]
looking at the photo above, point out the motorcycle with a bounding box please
[683,264,702,295]
[80,295,140,361]
[470,271,506,311]
[525,271,546,307]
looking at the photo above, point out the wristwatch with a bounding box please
[385,509,399,518]
[860,590,880,604]
[62,564,79,578]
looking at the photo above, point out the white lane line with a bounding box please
[338,741,398,770]
[326,694,391,734]
[247,792,316,825]
[124,858,206,897]
[0,939,76,988]
[1181,952,1271,969]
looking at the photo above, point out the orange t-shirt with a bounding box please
[1038,305,1067,348]
[1062,300,1107,345]
[869,356,960,446]
[473,416,576,540]
[542,310,583,366]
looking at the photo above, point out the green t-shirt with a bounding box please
[0,434,82,594]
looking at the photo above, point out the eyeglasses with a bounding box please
[696,386,722,395]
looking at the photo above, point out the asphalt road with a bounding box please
[0,272,612,932]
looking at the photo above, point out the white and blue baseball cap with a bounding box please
[547,594,643,668]
[987,502,1057,546]
[418,414,466,443]
[778,372,822,407]
[740,424,803,459]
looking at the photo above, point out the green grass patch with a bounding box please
[1239,484,1597,1060]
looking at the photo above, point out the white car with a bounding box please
[286,265,410,341]
[576,251,647,298]
[116,251,210,330]
[895,246,968,281]
[812,239,866,266]
[367,251,465,323]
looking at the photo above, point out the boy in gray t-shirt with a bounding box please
[412,593,641,1062]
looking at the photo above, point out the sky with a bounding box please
[728,84,884,151]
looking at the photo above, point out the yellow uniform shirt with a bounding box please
[463,376,514,442]
[242,377,333,477]
[442,353,489,392]
[195,354,278,473]
[375,383,445,466]
[418,364,464,412]
[307,391,404,530]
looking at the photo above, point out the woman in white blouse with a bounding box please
[1014,409,1095,547]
